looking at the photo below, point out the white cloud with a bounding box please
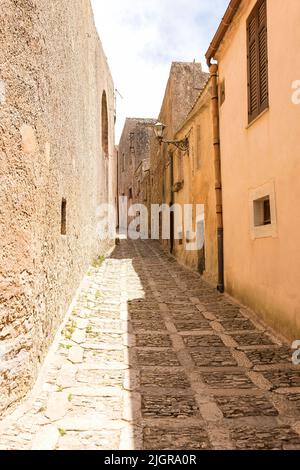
[91,0,228,141]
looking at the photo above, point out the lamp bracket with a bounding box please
[159,138,189,152]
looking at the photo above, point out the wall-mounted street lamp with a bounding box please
[154,122,189,152]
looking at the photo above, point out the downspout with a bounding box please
[169,151,174,254]
[209,63,224,293]
[117,148,119,229]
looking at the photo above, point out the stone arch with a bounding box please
[101,90,109,158]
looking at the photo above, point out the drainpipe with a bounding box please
[170,151,174,254]
[209,63,224,293]
[116,148,119,229]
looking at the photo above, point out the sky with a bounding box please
[91,0,229,142]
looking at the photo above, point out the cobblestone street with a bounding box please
[1,239,300,450]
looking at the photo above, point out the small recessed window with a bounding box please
[130,132,135,154]
[249,181,277,239]
[61,198,67,235]
[253,195,271,227]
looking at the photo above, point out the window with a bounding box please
[253,196,271,227]
[130,132,135,153]
[121,153,125,172]
[101,91,109,158]
[129,188,133,200]
[249,181,277,239]
[61,198,67,235]
[247,0,269,123]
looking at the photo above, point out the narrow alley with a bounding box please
[1,240,300,451]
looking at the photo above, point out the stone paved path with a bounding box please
[1,239,300,450]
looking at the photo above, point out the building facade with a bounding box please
[206,0,300,339]
[171,81,218,283]
[151,62,209,255]
[0,0,116,414]
[118,118,157,230]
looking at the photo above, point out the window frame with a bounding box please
[246,0,269,124]
[249,181,277,239]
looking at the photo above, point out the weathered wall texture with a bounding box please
[172,81,218,282]
[118,118,157,227]
[216,0,300,338]
[159,62,209,139]
[0,0,115,414]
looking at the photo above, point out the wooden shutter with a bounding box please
[248,15,258,119]
[258,1,268,108]
[247,0,269,123]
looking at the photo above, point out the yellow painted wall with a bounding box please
[173,84,218,283]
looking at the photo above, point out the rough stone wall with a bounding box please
[159,62,209,139]
[0,0,115,414]
[118,118,156,226]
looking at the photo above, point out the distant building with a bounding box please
[150,61,209,252]
[172,80,218,283]
[118,118,157,230]
[134,159,151,236]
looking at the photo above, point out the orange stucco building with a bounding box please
[206,0,300,339]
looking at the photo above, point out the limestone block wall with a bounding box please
[0,0,115,414]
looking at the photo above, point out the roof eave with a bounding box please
[205,0,242,65]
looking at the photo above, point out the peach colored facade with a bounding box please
[215,0,300,338]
